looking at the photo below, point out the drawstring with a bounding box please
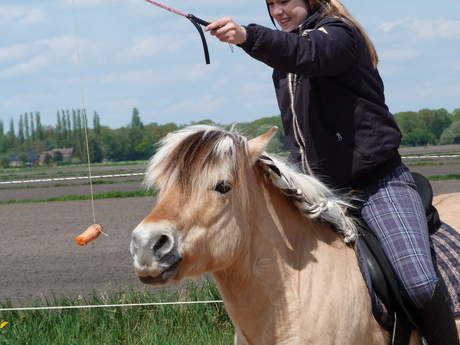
[287,73,314,176]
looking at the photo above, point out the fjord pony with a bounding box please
[131,125,460,345]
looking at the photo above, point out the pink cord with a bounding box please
[144,0,188,18]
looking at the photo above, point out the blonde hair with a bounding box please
[315,0,379,68]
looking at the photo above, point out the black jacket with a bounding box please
[239,10,402,188]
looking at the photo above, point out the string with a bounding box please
[72,0,97,225]
[0,300,224,312]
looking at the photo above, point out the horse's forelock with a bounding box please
[144,126,248,197]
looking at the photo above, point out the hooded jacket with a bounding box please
[239,9,402,188]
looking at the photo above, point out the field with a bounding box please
[0,147,459,302]
[0,145,459,343]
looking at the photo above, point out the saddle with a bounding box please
[358,172,441,345]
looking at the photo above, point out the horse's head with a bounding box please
[130,125,278,286]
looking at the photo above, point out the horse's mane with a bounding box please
[257,154,358,243]
[144,125,358,243]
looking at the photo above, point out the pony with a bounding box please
[130,125,460,345]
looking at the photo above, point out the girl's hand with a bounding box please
[205,18,247,45]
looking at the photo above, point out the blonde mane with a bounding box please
[257,153,358,243]
[144,125,358,243]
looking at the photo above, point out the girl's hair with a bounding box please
[315,0,379,68]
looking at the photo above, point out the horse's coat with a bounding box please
[131,125,460,345]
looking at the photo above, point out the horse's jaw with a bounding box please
[131,220,183,286]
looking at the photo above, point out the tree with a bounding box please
[53,151,64,163]
[43,153,52,165]
[93,111,101,135]
[35,112,44,140]
[453,109,460,122]
[440,120,460,145]
[418,108,452,141]
[30,112,36,140]
[404,127,436,146]
[131,108,143,129]
[19,152,30,165]
[56,111,62,146]
[18,115,24,144]
[24,113,30,139]
[0,155,10,168]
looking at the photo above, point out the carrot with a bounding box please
[75,224,104,246]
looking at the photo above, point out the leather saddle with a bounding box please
[358,172,441,345]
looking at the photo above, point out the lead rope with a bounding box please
[72,0,97,225]
[287,73,314,176]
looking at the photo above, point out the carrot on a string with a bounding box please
[75,224,107,246]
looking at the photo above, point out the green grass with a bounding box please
[0,190,158,205]
[428,174,460,181]
[0,280,233,345]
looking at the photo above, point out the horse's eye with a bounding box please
[214,181,232,194]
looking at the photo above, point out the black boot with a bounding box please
[419,282,459,345]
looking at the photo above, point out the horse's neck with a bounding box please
[213,187,386,345]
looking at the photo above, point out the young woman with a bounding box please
[206,1,459,343]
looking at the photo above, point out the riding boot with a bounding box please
[419,282,459,345]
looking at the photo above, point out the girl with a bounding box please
[206,1,459,343]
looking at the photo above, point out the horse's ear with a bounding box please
[247,126,278,165]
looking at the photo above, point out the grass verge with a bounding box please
[0,190,158,205]
[0,280,233,345]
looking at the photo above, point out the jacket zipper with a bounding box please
[334,130,371,160]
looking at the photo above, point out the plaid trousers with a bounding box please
[360,163,438,309]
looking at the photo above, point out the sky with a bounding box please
[1,0,460,130]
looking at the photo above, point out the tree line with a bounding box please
[395,108,460,146]
[0,107,459,167]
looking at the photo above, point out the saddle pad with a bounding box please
[431,221,460,317]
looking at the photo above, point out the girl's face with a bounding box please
[267,0,312,32]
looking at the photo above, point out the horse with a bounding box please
[434,193,460,229]
[130,125,460,345]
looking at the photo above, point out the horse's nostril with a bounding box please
[152,235,170,258]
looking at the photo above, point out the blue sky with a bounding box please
[1,0,460,130]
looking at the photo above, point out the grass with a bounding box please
[428,174,460,181]
[0,280,233,345]
[0,190,158,205]
[0,178,144,192]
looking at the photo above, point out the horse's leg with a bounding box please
[234,329,247,345]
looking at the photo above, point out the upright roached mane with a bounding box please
[144,125,358,243]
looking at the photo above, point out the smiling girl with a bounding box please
[205,1,459,344]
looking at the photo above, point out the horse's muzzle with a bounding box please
[131,221,183,285]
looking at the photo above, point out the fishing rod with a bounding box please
[144,0,211,64]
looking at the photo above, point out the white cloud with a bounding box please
[0,36,76,79]
[0,44,28,64]
[112,34,183,63]
[376,17,460,41]
[379,49,420,62]
[99,69,158,86]
[1,92,52,111]
[57,0,114,9]
[0,55,49,79]
[0,6,47,30]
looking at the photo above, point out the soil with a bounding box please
[0,147,459,304]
